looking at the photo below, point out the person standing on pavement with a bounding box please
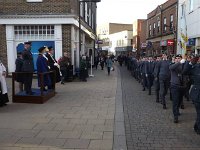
[183,55,200,134]
[21,41,34,95]
[169,54,184,123]
[15,52,24,92]
[58,52,71,84]
[36,46,51,91]
[0,59,9,107]
[106,55,113,76]
[45,46,61,88]
[157,53,171,109]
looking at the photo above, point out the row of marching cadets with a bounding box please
[123,52,200,135]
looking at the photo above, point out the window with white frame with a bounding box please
[170,15,173,31]
[157,20,160,33]
[153,23,156,35]
[85,3,88,22]
[149,24,152,37]
[80,3,84,17]
[14,25,55,40]
[163,17,167,33]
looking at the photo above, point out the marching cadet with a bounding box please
[153,55,161,102]
[140,57,147,91]
[157,53,171,109]
[169,54,184,123]
[145,55,155,95]
[183,55,200,134]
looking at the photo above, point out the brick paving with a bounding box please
[1,64,200,150]
[0,67,117,150]
[119,65,200,150]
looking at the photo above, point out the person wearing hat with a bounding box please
[21,41,34,95]
[36,46,51,91]
[15,52,24,92]
[169,54,185,123]
[45,46,61,88]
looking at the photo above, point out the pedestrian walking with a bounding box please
[106,55,113,75]
[0,59,9,107]
[80,55,87,81]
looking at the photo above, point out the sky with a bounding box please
[97,0,167,25]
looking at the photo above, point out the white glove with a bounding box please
[145,74,148,77]
[48,66,50,69]
[180,59,186,64]
[54,63,59,66]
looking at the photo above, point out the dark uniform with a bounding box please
[145,60,155,95]
[21,42,34,95]
[153,59,161,102]
[169,56,184,123]
[158,59,170,109]
[183,57,200,134]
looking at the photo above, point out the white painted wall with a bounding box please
[177,0,200,54]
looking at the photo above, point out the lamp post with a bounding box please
[78,0,101,69]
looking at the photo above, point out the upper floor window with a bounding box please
[149,25,152,37]
[163,17,167,33]
[27,0,43,2]
[153,23,156,35]
[157,20,160,33]
[170,15,173,31]
[189,0,194,12]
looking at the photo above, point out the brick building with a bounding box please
[146,0,178,56]
[132,19,146,56]
[97,23,132,53]
[0,0,99,73]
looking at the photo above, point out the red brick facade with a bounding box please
[146,0,178,55]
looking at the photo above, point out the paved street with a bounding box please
[0,67,118,150]
[0,64,200,150]
[119,65,200,150]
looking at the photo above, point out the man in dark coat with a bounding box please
[21,42,34,95]
[45,46,61,88]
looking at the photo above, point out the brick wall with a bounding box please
[0,25,7,68]
[0,0,72,15]
[62,24,72,56]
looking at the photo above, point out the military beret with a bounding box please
[24,41,31,45]
[38,46,46,53]
[175,54,182,58]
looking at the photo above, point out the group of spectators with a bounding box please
[118,52,200,135]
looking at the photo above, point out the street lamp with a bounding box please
[78,0,101,69]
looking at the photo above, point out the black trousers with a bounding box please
[23,73,33,93]
[194,102,200,134]
[171,85,183,118]
[159,78,170,105]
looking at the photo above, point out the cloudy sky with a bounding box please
[97,0,167,24]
